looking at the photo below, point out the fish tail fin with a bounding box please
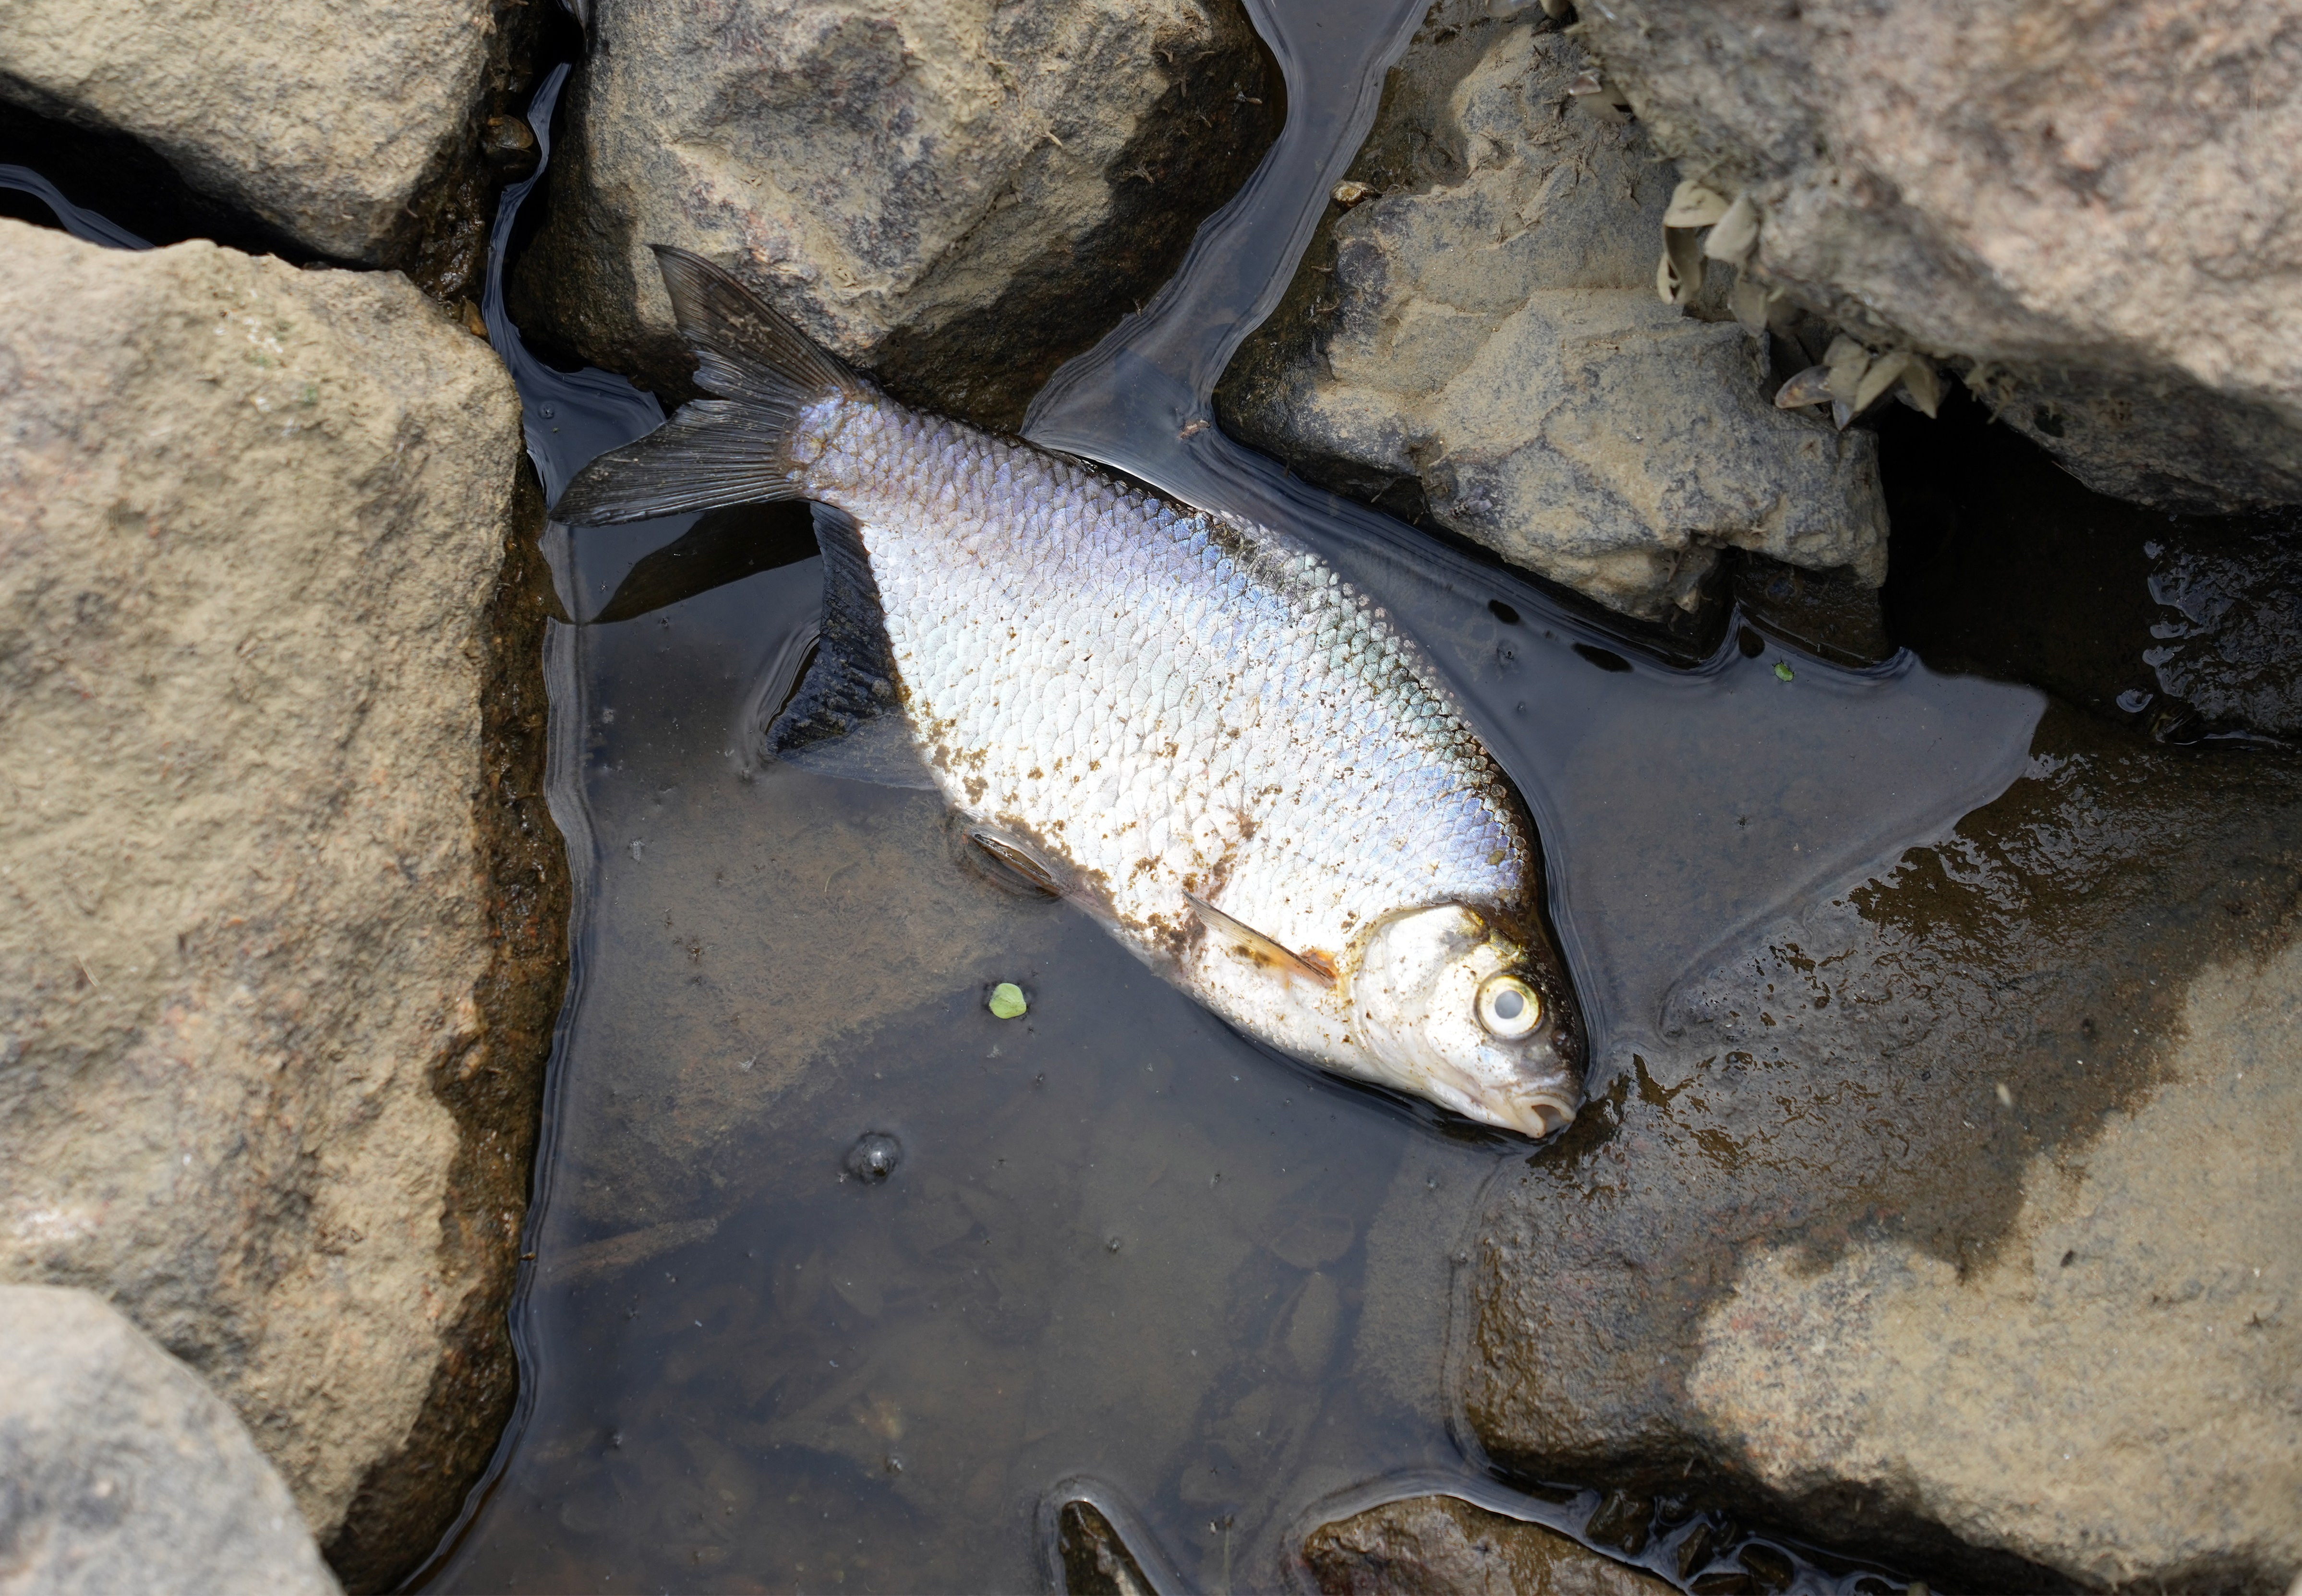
[552,245,867,526]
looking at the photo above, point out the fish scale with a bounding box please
[554,244,1584,1135]
[796,395,1528,1043]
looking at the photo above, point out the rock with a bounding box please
[0,220,565,1591]
[1568,0,2302,513]
[0,0,520,271]
[0,1284,341,1596]
[508,0,1283,428]
[1686,932,2302,1590]
[1461,694,2302,1589]
[1215,2,1886,622]
[1301,1495,1672,1596]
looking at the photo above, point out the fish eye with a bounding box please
[1475,972,1542,1040]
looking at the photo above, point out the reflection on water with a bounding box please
[423,11,2043,1592]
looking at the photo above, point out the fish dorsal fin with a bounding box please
[765,504,935,790]
[552,247,866,527]
[653,244,865,408]
[1183,893,1337,987]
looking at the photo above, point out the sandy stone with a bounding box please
[1462,693,2302,1591]
[1570,0,2302,512]
[0,0,506,264]
[0,1284,340,1596]
[1217,3,1885,621]
[1302,1496,1672,1596]
[510,0,1282,427]
[1687,936,2302,1591]
[0,220,564,1590]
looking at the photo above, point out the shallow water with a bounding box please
[406,14,2054,1588]
[0,25,2049,1592]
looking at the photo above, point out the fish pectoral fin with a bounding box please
[967,828,1065,899]
[1183,893,1337,988]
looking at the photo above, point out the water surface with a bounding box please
[422,15,2042,1591]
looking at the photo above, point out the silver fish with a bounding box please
[558,247,1585,1137]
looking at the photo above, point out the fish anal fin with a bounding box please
[1183,893,1337,988]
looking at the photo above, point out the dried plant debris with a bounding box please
[1774,336,1942,427]
[1655,179,1757,313]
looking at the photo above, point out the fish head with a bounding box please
[1346,904,1583,1138]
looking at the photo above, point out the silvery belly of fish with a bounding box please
[558,246,1585,1137]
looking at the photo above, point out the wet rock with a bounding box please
[1568,0,2302,513]
[0,222,565,1590]
[1462,700,2302,1590]
[1216,2,1885,622]
[1301,1495,1671,1596]
[0,0,508,264]
[1734,557,1894,670]
[511,0,1283,428]
[0,1284,341,1596]
[1686,935,2302,1591]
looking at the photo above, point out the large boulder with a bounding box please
[1216,1,1886,622]
[508,0,1283,428]
[0,1284,340,1596]
[0,219,565,1590]
[1462,696,2302,1590]
[0,0,517,268]
[1568,0,2302,512]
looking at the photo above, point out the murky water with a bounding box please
[402,14,2050,1589]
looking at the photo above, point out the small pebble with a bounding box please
[988,982,1028,1019]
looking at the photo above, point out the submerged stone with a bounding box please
[1463,700,2302,1590]
[1301,1495,1673,1596]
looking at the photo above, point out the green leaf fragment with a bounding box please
[1773,660,1796,682]
[988,982,1028,1019]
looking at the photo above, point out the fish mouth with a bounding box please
[1504,1092,1577,1140]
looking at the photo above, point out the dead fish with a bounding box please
[556,246,1586,1138]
